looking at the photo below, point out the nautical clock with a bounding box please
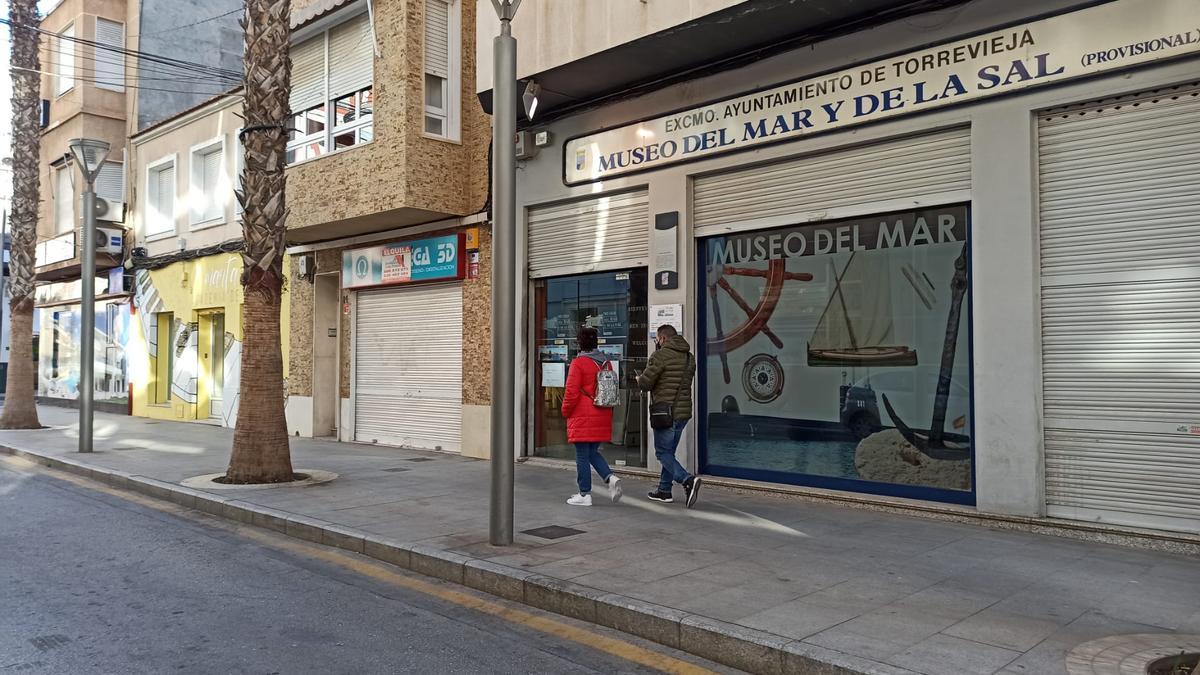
[742,353,784,403]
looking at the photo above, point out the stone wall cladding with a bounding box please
[286,0,488,232]
[287,255,315,397]
[462,224,492,406]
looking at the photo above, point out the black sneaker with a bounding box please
[647,490,673,503]
[684,476,702,508]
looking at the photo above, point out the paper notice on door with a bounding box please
[649,303,684,342]
[542,362,566,388]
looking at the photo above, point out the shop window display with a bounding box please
[701,206,973,502]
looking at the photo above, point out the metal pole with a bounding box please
[79,184,96,453]
[489,0,519,545]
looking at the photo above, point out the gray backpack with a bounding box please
[591,358,620,408]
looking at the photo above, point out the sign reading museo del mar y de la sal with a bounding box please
[342,233,464,289]
[565,0,1200,184]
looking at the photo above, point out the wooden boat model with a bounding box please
[807,254,917,367]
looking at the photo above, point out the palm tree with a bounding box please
[224,0,293,482]
[0,0,43,430]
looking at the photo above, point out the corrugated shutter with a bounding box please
[693,127,971,229]
[355,283,463,452]
[198,148,223,222]
[54,166,74,233]
[424,0,449,78]
[328,13,372,99]
[290,34,326,112]
[1038,83,1200,534]
[56,26,75,95]
[94,18,124,91]
[527,189,649,278]
[149,163,175,232]
[96,162,123,203]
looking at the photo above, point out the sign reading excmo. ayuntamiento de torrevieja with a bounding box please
[564,0,1200,184]
[342,233,465,289]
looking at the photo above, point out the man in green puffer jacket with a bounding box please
[637,325,702,508]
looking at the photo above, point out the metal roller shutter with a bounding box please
[1039,83,1200,534]
[693,126,971,229]
[329,13,373,98]
[527,189,649,278]
[354,283,462,452]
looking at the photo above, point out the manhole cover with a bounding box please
[522,525,585,540]
[1067,634,1200,675]
[404,457,435,463]
[381,467,410,473]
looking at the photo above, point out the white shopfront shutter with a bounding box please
[354,283,463,452]
[527,189,649,278]
[290,34,326,113]
[693,127,971,230]
[328,13,373,99]
[1038,83,1200,534]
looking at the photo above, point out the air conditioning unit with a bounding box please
[95,227,125,255]
[96,197,126,223]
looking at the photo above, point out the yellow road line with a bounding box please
[2,456,719,675]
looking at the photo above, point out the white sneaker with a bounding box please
[607,475,623,503]
[567,493,592,506]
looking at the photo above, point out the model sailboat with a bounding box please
[807,253,917,367]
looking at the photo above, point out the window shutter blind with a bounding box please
[424,0,449,78]
[153,165,175,229]
[328,13,373,99]
[55,168,74,232]
[290,35,325,112]
[96,162,123,203]
[94,18,124,91]
[202,149,223,221]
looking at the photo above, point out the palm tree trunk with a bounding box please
[0,0,43,430]
[225,0,293,483]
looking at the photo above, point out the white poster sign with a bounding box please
[565,0,1200,184]
[649,303,684,343]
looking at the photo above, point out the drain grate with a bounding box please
[403,457,435,463]
[521,525,585,540]
[381,467,410,473]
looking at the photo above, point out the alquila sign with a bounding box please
[565,0,1200,184]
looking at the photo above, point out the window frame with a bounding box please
[422,0,461,143]
[53,164,75,235]
[144,154,178,241]
[286,8,375,167]
[54,23,76,97]
[188,136,228,230]
[94,17,125,92]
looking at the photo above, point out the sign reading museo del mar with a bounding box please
[565,0,1200,184]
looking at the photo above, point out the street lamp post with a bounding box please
[489,0,520,546]
[67,138,111,454]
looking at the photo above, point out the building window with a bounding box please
[94,18,124,92]
[700,205,974,500]
[145,157,176,237]
[423,0,459,141]
[287,12,374,165]
[96,161,124,205]
[154,312,174,403]
[54,24,75,96]
[189,140,226,226]
[53,165,74,234]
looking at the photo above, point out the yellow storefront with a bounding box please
[129,253,290,426]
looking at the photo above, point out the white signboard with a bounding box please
[565,0,1200,184]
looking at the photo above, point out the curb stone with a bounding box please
[0,442,891,674]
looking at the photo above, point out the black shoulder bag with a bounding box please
[649,353,691,430]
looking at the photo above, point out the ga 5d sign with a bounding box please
[342,233,466,289]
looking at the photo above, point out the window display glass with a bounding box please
[700,206,973,502]
[533,270,649,468]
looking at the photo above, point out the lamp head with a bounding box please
[67,138,111,184]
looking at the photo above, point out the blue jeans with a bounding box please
[654,419,691,493]
[575,443,613,494]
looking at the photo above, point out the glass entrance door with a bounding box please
[533,269,648,467]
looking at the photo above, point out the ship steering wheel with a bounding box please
[706,260,813,384]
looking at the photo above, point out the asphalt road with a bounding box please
[0,458,728,675]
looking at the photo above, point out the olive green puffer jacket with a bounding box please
[637,335,696,421]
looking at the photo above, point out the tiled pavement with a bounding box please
[2,407,1198,675]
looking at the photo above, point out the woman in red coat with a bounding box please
[560,326,623,506]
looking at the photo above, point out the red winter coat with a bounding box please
[561,355,614,443]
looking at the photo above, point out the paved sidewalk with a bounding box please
[3,407,1199,675]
